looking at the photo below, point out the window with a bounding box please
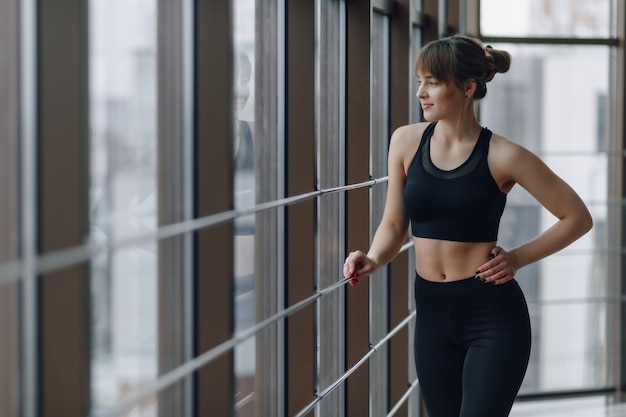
[89,0,159,412]
[479,0,614,394]
[480,0,611,38]
[233,0,257,414]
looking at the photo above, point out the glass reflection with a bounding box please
[233,0,256,415]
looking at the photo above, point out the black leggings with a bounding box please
[414,273,531,417]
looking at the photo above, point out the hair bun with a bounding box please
[485,45,511,81]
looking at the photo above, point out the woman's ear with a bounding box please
[464,79,476,98]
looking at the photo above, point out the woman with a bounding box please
[342,34,593,417]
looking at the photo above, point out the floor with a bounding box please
[510,394,626,417]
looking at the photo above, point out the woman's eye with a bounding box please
[416,79,437,86]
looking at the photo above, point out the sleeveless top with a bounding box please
[403,122,506,242]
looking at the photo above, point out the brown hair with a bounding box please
[415,34,511,99]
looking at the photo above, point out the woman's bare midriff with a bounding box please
[413,237,496,282]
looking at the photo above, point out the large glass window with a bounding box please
[89,0,158,413]
[480,0,615,395]
[480,0,611,38]
[5,0,624,415]
[480,43,610,393]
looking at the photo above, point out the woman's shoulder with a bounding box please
[389,122,431,172]
[393,121,431,135]
[390,122,430,149]
[488,131,541,171]
[489,131,532,152]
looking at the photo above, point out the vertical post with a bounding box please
[614,0,626,393]
[446,0,459,35]
[19,0,39,415]
[285,0,317,415]
[255,0,286,415]
[422,0,439,42]
[388,0,412,414]
[157,0,194,415]
[195,0,235,415]
[345,1,371,415]
[437,0,448,37]
[317,1,347,415]
[38,0,90,416]
[0,0,22,415]
[462,0,480,36]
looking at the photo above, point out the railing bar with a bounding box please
[90,276,356,417]
[386,378,419,417]
[399,241,413,253]
[525,296,625,305]
[0,176,388,284]
[71,227,620,416]
[294,311,417,417]
[234,392,255,410]
[91,270,416,417]
[88,228,411,416]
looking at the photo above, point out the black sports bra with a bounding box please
[403,122,506,242]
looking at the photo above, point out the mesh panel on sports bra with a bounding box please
[420,134,483,180]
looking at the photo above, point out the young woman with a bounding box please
[343,34,593,417]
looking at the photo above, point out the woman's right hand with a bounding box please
[343,250,378,286]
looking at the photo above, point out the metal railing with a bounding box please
[0,176,388,284]
[1,174,411,417]
[91,240,416,417]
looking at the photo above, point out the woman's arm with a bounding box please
[343,126,412,281]
[477,137,593,285]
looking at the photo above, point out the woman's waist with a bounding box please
[413,237,495,282]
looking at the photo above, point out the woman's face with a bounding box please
[415,70,463,121]
[234,74,250,117]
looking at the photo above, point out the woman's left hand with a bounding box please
[475,246,518,285]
